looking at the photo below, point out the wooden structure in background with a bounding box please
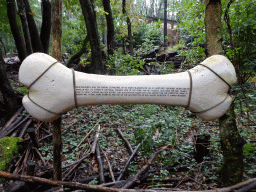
[146,16,179,47]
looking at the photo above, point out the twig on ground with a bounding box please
[39,134,53,142]
[147,178,181,182]
[96,143,105,184]
[0,115,30,139]
[13,147,30,174]
[99,180,126,187]
[148,184,173,189]
[77,120,100,149]
[117,127,133,155]
[1,170,256,192]
[117,141,143,181]
[122,144,171,189]
[62,150,91,170]
[2,107,24,131]
[91,125,101,154]
[236,181,256,192]
[19,119,32,138]
[100,147,115,182]
[34,148,46,166]
[40,126,52,135]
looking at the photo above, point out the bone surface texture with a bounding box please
[19,53,237,122]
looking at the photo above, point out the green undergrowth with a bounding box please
[38,82,256,183]
[0,137,22,171]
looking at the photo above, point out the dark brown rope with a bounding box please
[27,61,61,115]
[186,71,192,109]
[28,61,58,89]
[189,63,232,114]
[198,63,232,89]
[72,69,78,108]
[27,94,61,115]
[191,94,229,114]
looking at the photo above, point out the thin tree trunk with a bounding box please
[79,0,104,74]
[17,0,33,55]
[102,0,115,55]
[122,0,133,56]
[23,0,44,53]
[51,0,63,181]
[40,0,52,54]
[53,117,62,181]
[204,0,244,186]
[0,48,18,120]
[164,0,167,46]
[66,36,89,68]
[6,0,27,62]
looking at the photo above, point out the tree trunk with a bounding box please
[122,0,133,56]
[219,103,245,187]
[40,0,52,54]
[164,0,167,46]
[204,0,244,186]
[51,0,63,181]
[23,0,44,53]
[66,35,89,68]
[6,0,27,62]
[79,0,104,74]
[17,0,33,55]
[205,0,223,56]
[102,0,115,55]
[0,48,18,120]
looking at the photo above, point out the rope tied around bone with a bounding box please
[188,63,232,114]
[27,61,78,115]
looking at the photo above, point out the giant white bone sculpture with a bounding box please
[19,53,237,122]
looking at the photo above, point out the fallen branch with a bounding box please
[96,143,105,184]
[39,133,53,142]
[117,127,133,155]
[100,147,115,182]
[2,107,24,131]
[1,171,256,192]
[122,145,171,189]
[34,148,46,166]
[117,141,143,181]
[19,119,32,138]
[0,115,31,139]
[91,125,101,153]
[236,181,256,192]
[62,150,91,170]
[0,171,138,192]
[77,120,100,149]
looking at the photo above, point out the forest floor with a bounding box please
[1,60,256,191]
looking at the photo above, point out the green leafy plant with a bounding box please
[106,50,144,75]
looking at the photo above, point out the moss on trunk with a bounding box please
[219,101,245,187]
